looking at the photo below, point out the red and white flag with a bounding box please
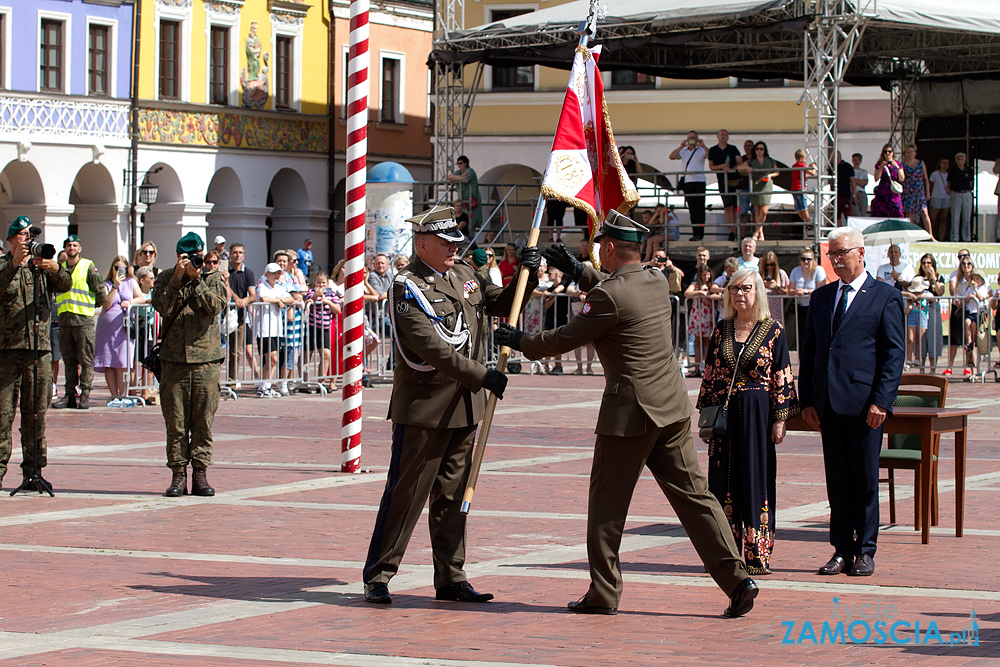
[540,44,639,240]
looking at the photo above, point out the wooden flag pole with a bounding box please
[461,2,601,515]
[461,199,544,514]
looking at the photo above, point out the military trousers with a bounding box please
[159,360,220,470]
[586,416,748,608]
[59,321,95,393]
[364,422,477,590]
[0,350,52,480]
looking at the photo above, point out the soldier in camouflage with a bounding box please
[151,232,228,498]
[0,216,72,490]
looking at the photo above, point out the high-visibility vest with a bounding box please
[55,258,97,316]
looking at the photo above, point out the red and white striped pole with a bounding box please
[340,0,369,473]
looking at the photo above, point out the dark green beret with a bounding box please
[472,248,488,267]
[64,234,81,246]
[7,216,29,239]
[176,232,204,255]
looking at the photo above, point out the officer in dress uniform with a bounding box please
[363,205,540,605]
[0,216,72,491]
[495,211,759,617]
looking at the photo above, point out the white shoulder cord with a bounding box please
[390,276,471,372]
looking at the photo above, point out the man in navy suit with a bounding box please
[799,226,905,577]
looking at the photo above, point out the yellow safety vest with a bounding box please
[55,258,97,316]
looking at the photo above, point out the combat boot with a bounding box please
[76,392,90,410]
[52,393,76,409]
[165,467,187,497]
[191,467,215,497]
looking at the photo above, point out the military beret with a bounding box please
[176,232,205,255]
[408,205,465,242]
[592,210,648,244]
[471,248,488,267]
[64,234,81,246]
[7,215,30,239]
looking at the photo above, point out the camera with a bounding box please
[188,253,204,269]
[26,227,55,260]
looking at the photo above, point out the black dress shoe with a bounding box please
[364,582,392,604]
[567,593,617,615]
[724,578,758,618]
[435,581,493,603]
[817,553,854,575]
[848,554,874,577]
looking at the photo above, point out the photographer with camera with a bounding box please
[0,216,71,491]
[151,232,228,498]
[52,234,106,410]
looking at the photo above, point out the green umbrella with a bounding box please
[860,219,932,245]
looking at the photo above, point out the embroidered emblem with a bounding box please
[463,279,477,298]
[582,301,592,314]
[396,300,409,315]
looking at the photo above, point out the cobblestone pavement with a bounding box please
[0,371,996,666]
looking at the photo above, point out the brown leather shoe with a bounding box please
[165,468,187,497]
[817,553,854,575]
[848,554,874,576]
[191,467,215,497]
[567,593,617,615]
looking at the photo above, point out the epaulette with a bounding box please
[394,270,412,284]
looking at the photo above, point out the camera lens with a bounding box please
[189,254,204,269]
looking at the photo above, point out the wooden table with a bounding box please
[787,406,979,544]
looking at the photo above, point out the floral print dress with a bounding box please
[696,318,800,574]
[902,160,927,214]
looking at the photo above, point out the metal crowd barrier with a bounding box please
[123,302,160,404]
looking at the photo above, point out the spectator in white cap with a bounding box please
[255,262,294,397]
[213,235,228,260]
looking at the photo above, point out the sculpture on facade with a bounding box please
[241,21,269,109]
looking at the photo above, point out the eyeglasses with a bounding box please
[826,247,860,260]
[485,253,494,258]
[800,257,813,261]
[960,261,973,266]
[755,146,765,151]
[765,263,776,267]
[141,249,155,255]
[728,284,754,295]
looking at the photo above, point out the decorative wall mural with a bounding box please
[241,21,269,109]
[138,109,328,153]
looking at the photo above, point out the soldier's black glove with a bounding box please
[543,243,585,283]
[481,369,508,399]
[519,245,541,273]
[494,323,524,351]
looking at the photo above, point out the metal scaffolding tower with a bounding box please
[432,0,482,184]
[800,0,872,233]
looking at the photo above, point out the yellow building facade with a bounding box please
[134,0,333,271]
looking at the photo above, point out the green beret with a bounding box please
[176,232,205,255]
[7,216,30,239]
[471,248,488,267]
[64,234,81,246]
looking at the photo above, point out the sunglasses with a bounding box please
[800,257,813,261]
[141,249,155,255]
[205,259,220,265]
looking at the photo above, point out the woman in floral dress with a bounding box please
[684,263,717,378]
[902,145,936,240]
[870,143,905,217]
[697,268,799,575]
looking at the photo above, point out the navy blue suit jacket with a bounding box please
[799,273,906,419]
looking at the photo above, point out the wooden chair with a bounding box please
[878,375,948,529]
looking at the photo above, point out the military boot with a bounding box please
[76,392,90,410]
[165,467,187,497]
[52,392,76,409]
[191,467,215,497]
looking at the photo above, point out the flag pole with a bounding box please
[461,5,601,515]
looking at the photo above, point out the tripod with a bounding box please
[11,264,54,497]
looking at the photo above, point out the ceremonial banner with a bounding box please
[540,44,639,240]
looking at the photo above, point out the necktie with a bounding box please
[833,284,852,331]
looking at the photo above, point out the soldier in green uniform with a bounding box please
[496,211,759,618]
[0,216,72,490]
[151,232,228,498]
[52,234,106,410]
[363,205,540,605]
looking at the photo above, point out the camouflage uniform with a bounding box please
[57,259,105,397]
[151,266,228,471]
[0,254,72,485]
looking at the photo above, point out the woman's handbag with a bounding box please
[890,178,903,194]
[698,321,760,441]
[219,307,239,336]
